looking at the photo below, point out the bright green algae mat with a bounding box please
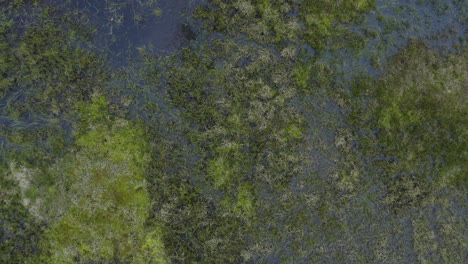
[0,0,466,263]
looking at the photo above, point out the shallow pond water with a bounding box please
[49,0,203,61]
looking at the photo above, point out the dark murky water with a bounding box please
[99,0,202,56]
[48,0,203,62]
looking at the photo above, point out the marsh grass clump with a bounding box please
[348,42,467,212]
[0,1,108,168]
[197,0,374,52]
[143,37,307,261]
[299,0,374,51]
[164,39,305,187]
[1,6,105,108]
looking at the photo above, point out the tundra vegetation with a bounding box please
[0,0,466,263]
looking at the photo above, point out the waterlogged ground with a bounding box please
[0,0,466,263]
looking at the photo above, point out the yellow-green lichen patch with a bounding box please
[158,38,306,261]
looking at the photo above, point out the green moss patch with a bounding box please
[348,42,467,211]
[8,96,167,262]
